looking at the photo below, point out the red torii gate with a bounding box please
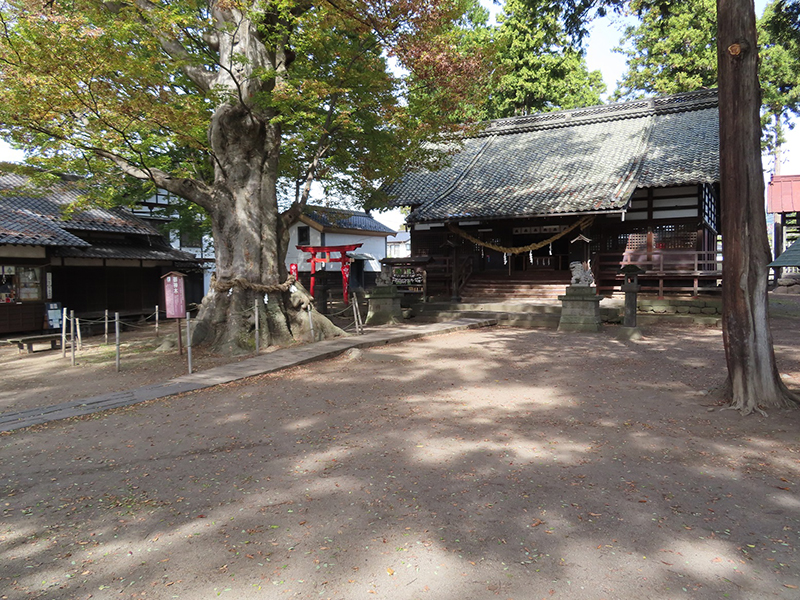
[296,243,362,304]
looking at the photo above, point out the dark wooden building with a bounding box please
[385,90,721,299]
[767,173,800,277]
[0,168,203,335]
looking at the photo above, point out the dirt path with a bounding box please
[0,323,250,415]
[1,309,799,599]
[0,310,363,416]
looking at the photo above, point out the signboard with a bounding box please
[391,267,425,287]
[45,302,62,329]
[289,263,299,278]
[163,272,186,319]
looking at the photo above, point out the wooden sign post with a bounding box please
[162,272,187,355]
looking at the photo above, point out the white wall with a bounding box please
[285,223,387,272]
[285,223,324,271]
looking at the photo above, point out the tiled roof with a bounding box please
[636,107,719,188]
[385,90,719,222]
[303,205,394,234]
[53,243,199,262]
[0,208,90,247]
[770,237,800,267]
[0,172,160,245]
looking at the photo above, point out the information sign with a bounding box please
[163,272,186,319]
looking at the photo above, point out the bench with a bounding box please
[7,334,63,354]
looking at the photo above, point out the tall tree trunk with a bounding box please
[190,105,343,354]
[716,0,798,413]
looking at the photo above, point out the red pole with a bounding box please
[309,252,317,297]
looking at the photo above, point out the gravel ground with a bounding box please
[1,303,800,600]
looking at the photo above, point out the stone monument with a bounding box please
[365,265,403,325]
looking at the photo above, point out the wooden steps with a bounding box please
[460,272,571,301]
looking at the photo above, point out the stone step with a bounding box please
[461,287,566,294]
[460,281,568,300]
[414,310,562,329]
[419,302,563,315]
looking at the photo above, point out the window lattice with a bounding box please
[654,224,696,249]
[701,184,718,232]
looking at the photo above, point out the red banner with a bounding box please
[341,262,351,302]
[289,263,299,278]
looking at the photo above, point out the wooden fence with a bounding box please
[594,250,722,297]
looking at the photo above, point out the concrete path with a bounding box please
[0,318,496,433]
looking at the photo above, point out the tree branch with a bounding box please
[98,0,216,92]
[93,148,215,211]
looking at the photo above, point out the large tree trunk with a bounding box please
[190,105,344,354]
[716,0,798,413]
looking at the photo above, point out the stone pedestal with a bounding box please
[558,285,602,332]
[621,281,641,327]
[365,285,402,326]
[619,281,642,339]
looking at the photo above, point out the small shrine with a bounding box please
[296,244,362,304]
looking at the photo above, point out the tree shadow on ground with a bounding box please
[1,322,799,600]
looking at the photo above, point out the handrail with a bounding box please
[596,250,722,274]
[456,255,473,295]
[594,250,722,296]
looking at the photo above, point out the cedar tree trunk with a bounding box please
[716,0,798,413]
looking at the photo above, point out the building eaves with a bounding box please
[54,243,199,262]
[302,205,395,235]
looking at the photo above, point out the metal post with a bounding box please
[351,293,359,334]
[254,298,260,354]
[104,309,109,345]
[155,304,159,337]
[356,296,364,333]
[115,312,120,372]
[61,307,67,358]
[70,310,75,367]
[351,292,363,334]
[186,311,192,374]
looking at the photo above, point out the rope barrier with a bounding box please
[212,274,297,295]
[446,215,595,255]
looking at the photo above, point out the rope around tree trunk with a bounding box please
[446,215,595,255]
[211,274,298,295]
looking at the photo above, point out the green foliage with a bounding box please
[768,0,800,56]
[613,0,800,151]
[488,0,606,117]
[613,0,717,98]
[761,1,800,152]
[0,0,486,211]
[407,0,606,124]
